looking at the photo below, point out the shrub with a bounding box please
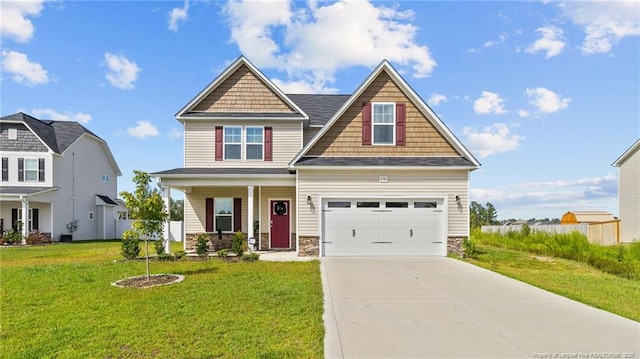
[3,230,23,245]
[241,253,260,262]
[157,253,173,261]
[195,234,209,258]
[174,250,186,260]
[521,223,531,237]
[217,249,229,258]
[231,231,245,257]
[462,238,478,259]
[121,230,141,259]
[154,240,165,255]
[25,231,51,245]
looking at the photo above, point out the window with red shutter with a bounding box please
[362,102,372,145]
[215,127,223,161]
[395,103,406,146]
[264,127,273,161]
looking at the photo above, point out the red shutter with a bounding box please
[362,102,372,146]
[264,127,273,161]
[205,198,214,232]
[215,127,223,161]
[396,103,406,146]
[233,198,242,232]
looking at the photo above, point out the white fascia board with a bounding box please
[612,138,640,167]
[159,175,296,187]
[175,56,309,121]
[176,116,306,122]
[292,165,477,171]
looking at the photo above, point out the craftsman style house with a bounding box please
[0,113,122,241]
[153,56,480,256]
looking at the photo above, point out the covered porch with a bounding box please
[154,168,297,254]
[0,187,58,240]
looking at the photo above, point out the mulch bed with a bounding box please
[111,274,185,289]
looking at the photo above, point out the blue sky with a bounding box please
[2,0,638,220]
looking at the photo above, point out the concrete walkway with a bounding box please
[322,257,640,359]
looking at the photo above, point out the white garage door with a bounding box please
[322,199,446,256]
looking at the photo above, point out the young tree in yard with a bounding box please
[170,199,184,221]
[120,170,168,279]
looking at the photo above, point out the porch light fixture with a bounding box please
[455,195,461,203]
[307,195,312,205]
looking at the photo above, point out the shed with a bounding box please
[561,211,615,224]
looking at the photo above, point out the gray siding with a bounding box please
[0,124,48,152]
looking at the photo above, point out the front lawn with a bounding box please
[0,241,324,358]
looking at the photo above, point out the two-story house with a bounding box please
[0,113,122,241]
[153,56,480,257]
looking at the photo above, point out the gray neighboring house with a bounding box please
[613,139,640,242]
[0,112,123,241]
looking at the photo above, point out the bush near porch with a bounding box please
[0,240,324,358]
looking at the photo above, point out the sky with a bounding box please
[1,0,639,221]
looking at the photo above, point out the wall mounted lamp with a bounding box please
[307,195,312,205]
[455,195,461,203]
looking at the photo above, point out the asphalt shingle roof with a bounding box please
[286,94,351,126]
[151,167,293,176]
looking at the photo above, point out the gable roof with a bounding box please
[289,60,480,168]
[0,112,122,176]
[287,94,351,127]
[612,138,640,167]
[175,56,309,122]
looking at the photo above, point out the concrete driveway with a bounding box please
[321,257,640,359]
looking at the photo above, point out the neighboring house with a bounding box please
[153,56,480,257]
[613,139,640,242]
[0,113,122,241]
[560,211,616,224]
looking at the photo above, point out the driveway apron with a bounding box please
[321,257,640,359]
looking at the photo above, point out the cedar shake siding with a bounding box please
[307,71,459,157]
[0,124,49,152]
[192,64,296,114]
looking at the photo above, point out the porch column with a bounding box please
[21,196,29,243]
[247,185,254,249]
[162,185,171,254]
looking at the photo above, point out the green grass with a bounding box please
[0,241,324,358]
[461,244,640,322]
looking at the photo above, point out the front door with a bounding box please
[270,200,290,249]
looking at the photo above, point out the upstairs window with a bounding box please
[102,174,110,183]
[245,127,264,160]
[24,159,38,182]
[224,127,242,160]
[372,103,395,145]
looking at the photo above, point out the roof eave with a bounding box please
[612,139,640,167]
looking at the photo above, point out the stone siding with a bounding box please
[185,232,245,252]
[298,235,319,257]
[447,236,465,257]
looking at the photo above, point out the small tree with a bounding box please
[120,170,168,279]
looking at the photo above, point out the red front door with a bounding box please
[270,200,290,248]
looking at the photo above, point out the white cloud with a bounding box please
[483,33,508,48]
[168,1,189,32]
[427,93,447,107]
[525,87,570,114]
[223,0,436,93]
[473,91,507,115]
[1,50,48,86]
[272,78,338,94]
[30,108,92,123]
[104,53,140,90]
[558,1,640,54]
[168,127,183,140]
[517,109,530,118]
[462,123,524,158]
[0,0,45,43]
[126,121,159,139]
[525,26,566,58]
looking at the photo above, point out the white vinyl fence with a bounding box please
[482,221,621,246]
[115,220,183,242]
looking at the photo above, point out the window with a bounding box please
[372,103,395,145]
[102,174,109,183]
[386,202,408,208]
[15,208,38,231]
[224,127,242,160]
[328,201,351,208]
[8,128,17,140]
[88,212,94,220]
[24,159,38,182]
[357,201,380,208]
[415,201,437,208]
[245,127,264,160]
[215,198,233,232]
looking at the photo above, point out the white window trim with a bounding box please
[8,128,17,140]
[102,174,109,183]
[17,208,34,231]
[245,126,264,161]
[214,198,234,233]
[24,158,39,182]
[223,126,242,161]
[372,102,396,146]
